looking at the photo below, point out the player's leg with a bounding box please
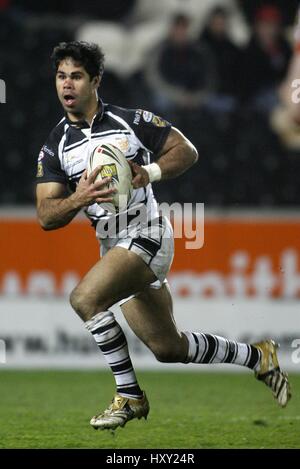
[69,246,157,430]
[122,282,261,368]
[121,283,291,407]
[88,281,185,431]
[121,281,188,363]
[82,215,175,430]
[70,246,157,321]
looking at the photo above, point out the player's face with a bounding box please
[56,58,99,116]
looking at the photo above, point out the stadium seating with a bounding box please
[1,9,300,207]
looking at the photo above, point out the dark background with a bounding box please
[0,0,299,207]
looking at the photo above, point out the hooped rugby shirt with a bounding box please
[36,101,171,234]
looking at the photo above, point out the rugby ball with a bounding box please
[87,143,133,213]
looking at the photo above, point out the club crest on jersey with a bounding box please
[100,163,119,183]
[151,115,167,127]
[36,161,44,177]
[115,136,130,153]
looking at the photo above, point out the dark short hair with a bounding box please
[51,41,105,80]
[172,13,190,27]
[209,6,229,18]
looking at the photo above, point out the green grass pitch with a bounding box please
[0,370,299,449]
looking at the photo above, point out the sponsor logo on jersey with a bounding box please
[133,109,142,125]
[65,158,84,170]
[64,152,84,169]
[100,163,119,182]
[43,145,55,156]
[143,110,153,122]
[36,161,44,177]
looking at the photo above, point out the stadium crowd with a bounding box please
[1,0,300,206]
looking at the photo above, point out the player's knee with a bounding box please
[70,285,111,320]
[69,285,94,319]
[70,286,85,315]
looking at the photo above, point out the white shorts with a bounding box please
[98,215,174,305]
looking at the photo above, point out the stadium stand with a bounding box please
[1,1,300,206]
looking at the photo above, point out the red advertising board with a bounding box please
[1,214,300,298]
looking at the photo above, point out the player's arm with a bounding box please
[130,127,198,188]
[280,52,300,123]
[36,167,116,230]
[155,126,198,178]
[279,5,300,123]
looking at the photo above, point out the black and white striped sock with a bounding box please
[85,311,143,399]
[183,331,261,369]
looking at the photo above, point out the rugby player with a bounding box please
[36,41,291,431]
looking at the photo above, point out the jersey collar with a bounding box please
[64,98,105,128]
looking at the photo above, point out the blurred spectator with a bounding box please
[144,13,217,118]
[199,6,242,113]
[2,2,300,206]
[239,5,291,114]
[130,0,249,45]
[237,0,299,28]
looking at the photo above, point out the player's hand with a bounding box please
[128,161,150,188]
[73,166,117,207]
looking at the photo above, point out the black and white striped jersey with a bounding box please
[36,101,171,234]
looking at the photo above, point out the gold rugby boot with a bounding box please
[253,339,291,407]
[90,392,149,430]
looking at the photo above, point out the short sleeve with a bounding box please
[132,110,171,155]
[118,108,172,155]
[36,136,67,184]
